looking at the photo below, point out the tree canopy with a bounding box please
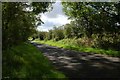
[62,2,120,36]
[2,2,53,49]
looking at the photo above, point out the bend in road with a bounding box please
[31,42,120,79]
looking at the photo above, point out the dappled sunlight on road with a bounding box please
[31,42,120,79]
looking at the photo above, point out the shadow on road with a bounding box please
[31,42,120,79]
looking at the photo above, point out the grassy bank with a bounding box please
[3,42,66,79]
[33,39,120,57]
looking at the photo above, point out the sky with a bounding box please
[37,2,71,31]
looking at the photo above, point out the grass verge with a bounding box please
[33,39,120,57]
[3,42,66,79]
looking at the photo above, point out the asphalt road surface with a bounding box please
[31,42,120,79]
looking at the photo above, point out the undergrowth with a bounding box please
[33,39,120,57]
[3,42,66,79]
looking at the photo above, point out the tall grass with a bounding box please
[33,39,120,57]
[3,42,66,79]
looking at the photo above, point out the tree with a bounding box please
[62,2,95,38]
[38,31,47,40]
[64,24,72,38]
[46,30,53,40]
[62,2,120,50]
[52,26,64,41]
[2,2,52,49]
[62,2,119,37]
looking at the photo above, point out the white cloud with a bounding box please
[37,2,70,31]
[41,14,70,25]
[37,26,53,31]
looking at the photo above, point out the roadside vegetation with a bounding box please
[32,2,120,57]
[3,42,66,79]
[33,39,120,57]
[2,2,67,79]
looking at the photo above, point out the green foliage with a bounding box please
[64,24,73,38]
[52,26,64,41]
[62,2,120,37]
[33,39,120,57]
[93,33,120,51]
[32,2,120,54]
[2,2,52,50]
[3,43,66,79]
[46,30,53,40]
[62,2,120,50]
[64,21,84,38]
[37,26,64,41]
[38,31,47,40]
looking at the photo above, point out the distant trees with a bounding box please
[52,26,64,41]
[37,26,64,41]
[38,31,47,40]
[37,22,83,41]
[2,2,52,49]
[37,2,120,51]
[63,21,83,38]
[64,24,73,38]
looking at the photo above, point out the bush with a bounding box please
[93,35,120,51]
